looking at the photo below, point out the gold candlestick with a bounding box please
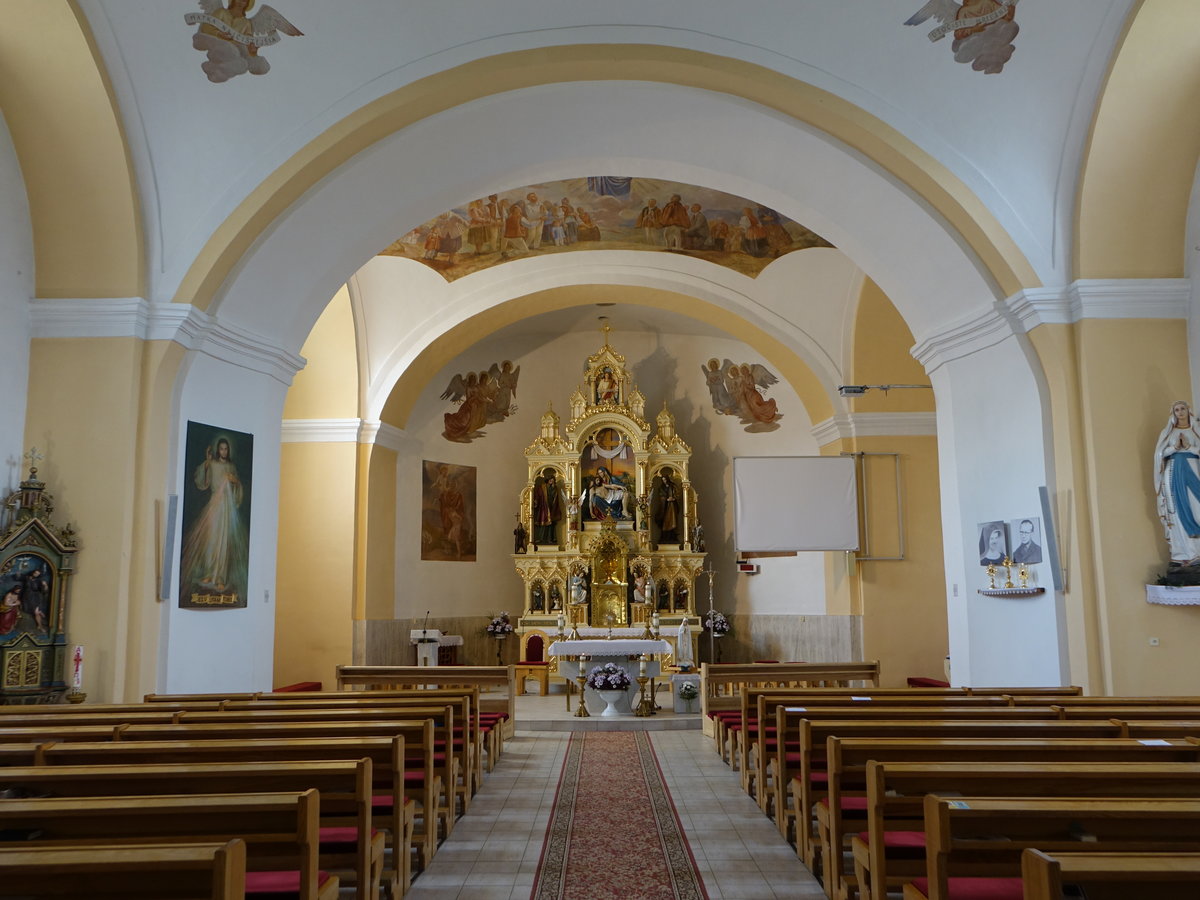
[634,675,654,716]
[1002,556,1015,589]
[574,657,591,718]
[986,563,997,589]
[1018,563,1029,589]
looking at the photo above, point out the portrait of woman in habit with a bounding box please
[978,521,1007,567]
[1154,400,1200,564]
[179,428,252,605]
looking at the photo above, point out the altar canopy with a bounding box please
[513,329,705,670]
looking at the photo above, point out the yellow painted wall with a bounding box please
[855,434,946,686]
[24,337,148,701]
[275,441,356,688]
[282,286,359,420]
[851,279,934,413]
[1077,1,1200,278]
[1075,318,1200,694]
[0,1,142,297]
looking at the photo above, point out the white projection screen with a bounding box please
[733,456,860,552]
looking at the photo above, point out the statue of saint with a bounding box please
[1154,400,1200,564]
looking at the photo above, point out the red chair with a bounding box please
[515,632,550,696]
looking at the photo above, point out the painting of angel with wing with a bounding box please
[186,0,303,84]
[904,0,1019,75]
[727,362,783,431]
[701,358,738,416]
[485,360,520,424]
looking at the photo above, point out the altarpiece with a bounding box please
[514,331,706,666]
[0,466,79,703]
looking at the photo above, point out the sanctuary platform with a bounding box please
[514,683,703,732]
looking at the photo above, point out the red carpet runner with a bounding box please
[532,731,709,900]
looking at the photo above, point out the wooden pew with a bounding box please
[740,704,1064,810]
[904,796,1200,900]
[335,665,516,741]
[700,661,881,740]
[117,713,456,840]
[1021,849,1200,900]
[37,729,434,877]
[744,692,1021,810]
[176,700,482,815]
[0,790,338,900]
[1119,720,1200,738]
[0,841,248,899]
[0,759,387,900]
[784,719,1126,875]
[855,761,1200,900]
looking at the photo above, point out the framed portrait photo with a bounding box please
[1009,516,1043,565]
[977,520,1008,567]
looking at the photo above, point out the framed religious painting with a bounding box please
[178,422,253,609]
[0,462,79,703]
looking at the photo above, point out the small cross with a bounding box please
[24,447,43,466]
[595,428,621,451]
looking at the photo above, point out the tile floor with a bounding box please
[402,724,825,899]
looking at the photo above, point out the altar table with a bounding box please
[549,639,670,715]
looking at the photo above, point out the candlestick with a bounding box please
[639,654,648,678]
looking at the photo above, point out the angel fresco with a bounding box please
[904,0,1019,75]
[702,358,783,432]
[440,361,520,443]
[185,0,303,84]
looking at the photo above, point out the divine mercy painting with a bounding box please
[178,421,253,609]
[422,461,477,562]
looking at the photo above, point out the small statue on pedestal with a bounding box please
[513,519,528,554]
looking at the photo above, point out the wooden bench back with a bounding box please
[335,666,515,738]
[0,841,248,899]
[0,790,327,900]
[1021,849,1200,900]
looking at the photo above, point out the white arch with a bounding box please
[212,81,1001,354]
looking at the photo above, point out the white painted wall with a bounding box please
[932,334,1064,686]
[392,328,823,623]
[160,353,288,693]
[0,113,32,495]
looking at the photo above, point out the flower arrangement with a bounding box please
[705,610,730,637]
[486,612,513,636]
[585,662,632,691]
[677,681,699,701]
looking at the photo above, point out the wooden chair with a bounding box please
[515,631,551,696]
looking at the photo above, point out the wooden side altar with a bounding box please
[513,330,705,673]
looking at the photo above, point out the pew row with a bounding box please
[903,796,1200,900]
[850,760,1200,900]
[0,790,339,900]
[0,841,248,899]
[1021,849,1200,900]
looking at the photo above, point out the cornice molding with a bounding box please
[29,298,305,386]
[910,304,1014,374]
[1006,279,1190,330]
[282,418,414,452]
[812,412,938,445]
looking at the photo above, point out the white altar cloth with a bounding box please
[547,639,671,657]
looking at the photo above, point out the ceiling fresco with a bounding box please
[379,177,835,282]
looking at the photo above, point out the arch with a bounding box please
[179,44,1038,315]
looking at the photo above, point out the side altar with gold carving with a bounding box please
[513,330,706,669]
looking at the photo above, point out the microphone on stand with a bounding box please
[422,610,430,641]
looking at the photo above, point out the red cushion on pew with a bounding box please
[271,681,322,693]
[518,660,549,666]
[907,676,951,688]
[372,793,413,809]
[245,870,334,895]
[785,751,803,764]
[816,796,868,811]
[319,825,378,846]
[855,830,925,848]
[907,878,1023,900]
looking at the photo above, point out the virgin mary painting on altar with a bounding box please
[580,427,636,522]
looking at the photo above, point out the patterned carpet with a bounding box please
[532,731,709,900]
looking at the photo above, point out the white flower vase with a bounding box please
[596,689,625,717]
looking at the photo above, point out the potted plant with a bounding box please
[585,662,632,716]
